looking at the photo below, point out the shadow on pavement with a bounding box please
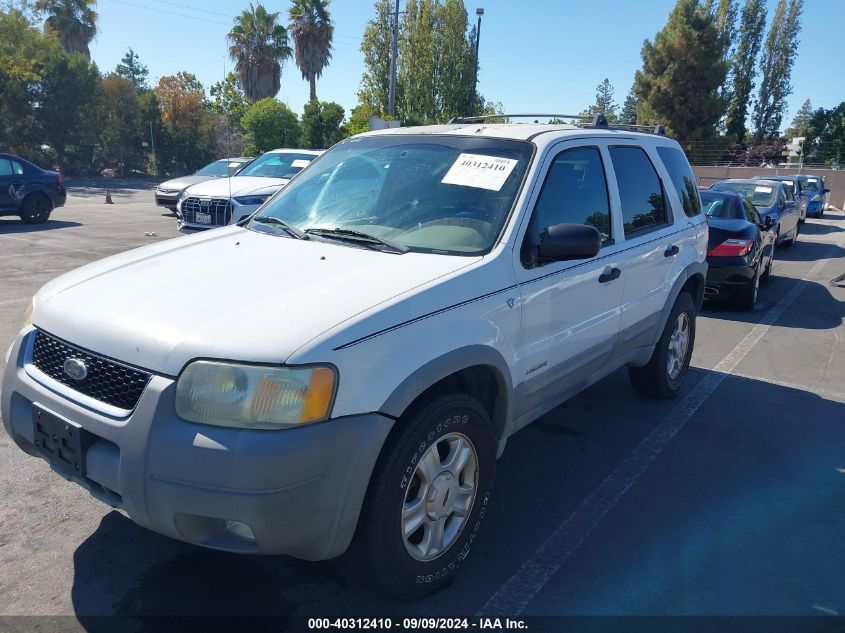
[0,219,81,233]
[67,366,845,622]
[798,222,843,236]
[65,178,159,199]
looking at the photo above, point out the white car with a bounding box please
[3,115,707,598]
[176,148,322,230]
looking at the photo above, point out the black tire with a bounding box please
[782,223,799,248]
[761,246,774,283]
[19,193,53,224]
[628,291,696,399]
[735,263,760,311]
[356,392,496,599]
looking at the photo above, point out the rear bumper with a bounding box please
[53,188,67,209]
[2,328,394,559]
[704,259,755,300]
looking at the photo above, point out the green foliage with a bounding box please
[153,72,215,175]
[725,0,766,142]
[35,0,97,58]
[241,98,301,153]
[210,71,249,130]
[288,0,333,102]
[752,0,803,140]
[301,100,345,148]
[357,0,483,124]
[97,74,143,173]
[784,98,813,139]
[582,78,618,122]
[227,3,292,101]
[806,103,845,165]
[620,86,639,124]
[634,0,729,145]
[114,47,148,92]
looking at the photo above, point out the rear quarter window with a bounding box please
[656,146,701,218]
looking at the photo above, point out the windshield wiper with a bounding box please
[304,228,409,254]
[251,216,307,239]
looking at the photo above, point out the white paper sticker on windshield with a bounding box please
[291,159,312,168]
[228,162,241,167]
[441,153,518,191]
[808,178,818,183]
[782,180,793,186]
[755,186,773,193]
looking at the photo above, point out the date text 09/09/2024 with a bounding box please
[307,618,528,630]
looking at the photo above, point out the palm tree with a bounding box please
[35,0,98,58]
[288,0,334,103]
[227,3,293,102]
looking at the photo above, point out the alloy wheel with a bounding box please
[666,312,690,381]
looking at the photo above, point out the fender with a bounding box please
[17,183,54,205]
[650,260,707,347]
[378,345,513,439]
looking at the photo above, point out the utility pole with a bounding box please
[469,8,484,116]
[388,0,400,118]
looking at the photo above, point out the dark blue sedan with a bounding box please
[0,153,66,224]
[710,179,800,248]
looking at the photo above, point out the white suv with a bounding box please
[2,116,707,597]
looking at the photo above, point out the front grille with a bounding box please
[32,330,151,411]
[181,196,232,226]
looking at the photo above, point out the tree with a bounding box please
[784,98,812,139]
[35,0,97,58]
[752,0,803,141]
[620,86,639,124]
[154,72,215,174]
[114,47,148,92]
[227,3,292,101]
[805,103,845,165]
[210,72,250,130]
[301,100,344,148]
[288,0,333,103]
[399,0,438,123]
[241,98,301,153]
[724,0,766,142]
[634,0,729,145]
[96,74,142,173]
[357,0,393,115]
[436,0,475,119]
[582,78,618,122]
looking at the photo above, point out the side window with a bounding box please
[11,160,24,175]
[778,190,787,207]
[743,198,761,224]
[0,159,13,177]
[783,185,794,202]
[523,146,611,266]
[656,146,701,218]
[609,146,669,237]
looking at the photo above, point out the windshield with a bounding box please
[801,178,820,192]
[700,192,737,218]
[712,182,776,206]
[247,135,532,255]
[237,152,316,179]
[195,160,244,177]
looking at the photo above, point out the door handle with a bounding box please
[664,244,679,257]
[599,267,621,283]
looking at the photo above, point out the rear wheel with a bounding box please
[19,194,52,224]
[356,392,496,598]
[761,246,774,283]
[629,292,696,399]
[735,263,760,310]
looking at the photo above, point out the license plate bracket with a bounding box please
[195,211,211,224]
[32,406,90,478]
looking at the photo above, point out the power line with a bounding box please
[147,0,234,18]
[102,0,230,25]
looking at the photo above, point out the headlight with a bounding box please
[233,195,270,206]
[175,361,337,430]
[22,299,33,327]
[811,194,821,202]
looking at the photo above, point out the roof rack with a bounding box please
[447,113,665,136]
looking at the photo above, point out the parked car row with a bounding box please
[702,171,830,310]
[154,157,254,212]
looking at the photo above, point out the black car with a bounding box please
[702,190,777,310]
[0,153,66,224]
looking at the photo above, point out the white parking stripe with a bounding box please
[477,253,835,617]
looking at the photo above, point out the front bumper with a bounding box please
[807,200,824,216]
[155,193,180,209]
[1,328,393,559]
[704,259,755,301]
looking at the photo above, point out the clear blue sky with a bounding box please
[89,0,843,129]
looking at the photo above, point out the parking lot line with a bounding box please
[476,251,835,617]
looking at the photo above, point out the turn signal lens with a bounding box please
[708,238,753,257]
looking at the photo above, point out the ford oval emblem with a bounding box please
[63,358,88,381]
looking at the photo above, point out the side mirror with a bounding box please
[762,215,775,229]
[537,223,602,262]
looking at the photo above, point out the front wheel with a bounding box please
[356,393,496,598]
[629,292,696,399]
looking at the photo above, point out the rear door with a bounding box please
[780,184,800,234]
[0,157,19,211]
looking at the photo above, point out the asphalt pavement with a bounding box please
[1,182,843,630]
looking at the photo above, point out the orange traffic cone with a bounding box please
[105,188,113,204]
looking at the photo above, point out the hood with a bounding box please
[158,175,211,192]
[32,228,475,376]
[183,176,289,199]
